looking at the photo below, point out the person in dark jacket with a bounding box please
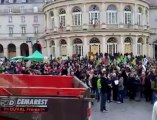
[121,69,128,98]
[100,73,108,112]
[91,71,99,101]
[144,73,152,102]
[112,73,119,101]
[61,66,68,76]
[127,73,136,100]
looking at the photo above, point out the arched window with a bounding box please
[20,43,29,56]
[60,39,67,56]
[0,44,4,56]
[137,7,143,25]
[89,37,100,54]
[8,43,16,58]
[72,6,82,26]
[73,38,83,56]
[137,38,143,55]
[89,5,100,25]
[50,11,55,29]
[107,37,117,55]
[124,37,132,53]
[124,5,132,24]
[59,8,66,27]
[106,5,117,24]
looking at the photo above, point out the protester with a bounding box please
[0,53,157,112]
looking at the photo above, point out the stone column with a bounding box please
[82,4,88,25]
[120,35,125,55]
[46,12,51,30]
[47,40,51,57]
[66,5,72,27]
[54,39,60,58]
[83,36,89,56]
[119,3,124,24]
[44,13,47,30]
[147,9,150,27]
[142,37,147,56]
[4,47,8,58]
[28,44,32,55]
[100,4,105,24]
[143,7,146,26]
[16,46,20,56]
[133,36,138,56]
[67,38,73,57]
[102,36,107,54]
[133,4,137,25]
[54,8,59,28]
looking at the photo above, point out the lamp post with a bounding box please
[26,37,33,47]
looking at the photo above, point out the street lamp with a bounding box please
[26,37,33,47]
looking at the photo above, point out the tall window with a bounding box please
[21,16,25,23]
[107,37,117,55]
[34,26,38,34]
[22,0,27,3]
[59,8,66,28]
[50,11,55,29]
[9,27,13,36]
[124,37,132,53]
[106,5,117,24]
[146,10,148,25]
[8,6,13,13]
[137,38,143,55]
[8,16,12,23]
[34,16,38,23]
[73,38,83,56]
[21,26,26,34]
[124,6,132,24]
[60,39,67,56]
[20,6,24,13]
[90,38,101,54]
[137,7,142,25]
[72,6,82,26]
[89,5,100,25]
[9,0,13,3]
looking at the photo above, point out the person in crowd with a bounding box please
[112,73,119,102]
[134,74,142,101]
[91,71,99,102]
[1,53,157,109]
[144,72,152,102]
[128,73,136,100]
[100,73,108,112]
[118,76,124,103]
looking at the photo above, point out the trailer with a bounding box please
[0,74,91,120]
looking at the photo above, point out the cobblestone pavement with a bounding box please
[91,100,153,120]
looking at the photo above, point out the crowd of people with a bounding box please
[0,53,157,112]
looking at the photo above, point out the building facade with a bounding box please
[0,0,157,59]
[42,0,150,58]
[148,0,157,59]
[0,0,44,58]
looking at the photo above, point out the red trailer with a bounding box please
[0,74,91,120]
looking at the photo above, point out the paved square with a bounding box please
[91,100,153,120]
